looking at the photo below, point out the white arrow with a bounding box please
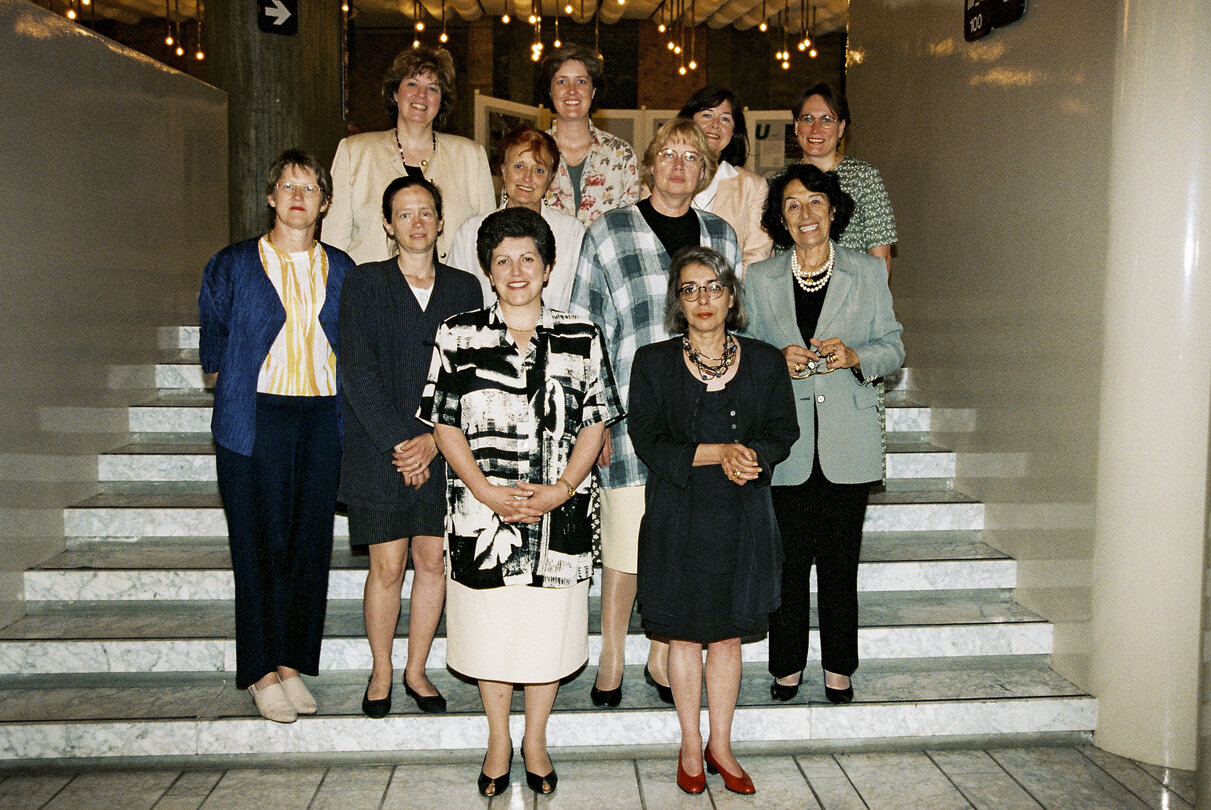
[264,0,291,25]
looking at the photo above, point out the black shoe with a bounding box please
[361,676,391,719]
[590,674,623,707]
[644,664,674,705]
[824,684,854,704]
[478,748,513,797]
[403,678,447,714]
[770,678,799,702]
[522,750,558,795]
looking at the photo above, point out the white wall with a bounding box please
[0,0,227,625]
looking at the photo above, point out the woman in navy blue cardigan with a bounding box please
[199,150,354,723]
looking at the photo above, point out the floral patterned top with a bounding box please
[418,304,623,589]
[832,155,898,253]
[544,120,640,226]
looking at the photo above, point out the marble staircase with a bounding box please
[0,326,1096,762]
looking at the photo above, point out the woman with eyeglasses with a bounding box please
[628,246,797,794]
[199,149,354,723]
[569,118,741,711]
[793,82,896,274]
[743,164,903,707]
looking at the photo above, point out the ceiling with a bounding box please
[77,0,847,36]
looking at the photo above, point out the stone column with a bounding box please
[207,0,345,240]
[1090,0,1211,770]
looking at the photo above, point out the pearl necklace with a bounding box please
[395,128,437,169]
[790,241,834,293]
[683,333,738,381]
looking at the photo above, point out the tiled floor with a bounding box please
[0,744,1195,809]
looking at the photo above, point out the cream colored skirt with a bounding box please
[600,485,645,574]
[445,576,589,683]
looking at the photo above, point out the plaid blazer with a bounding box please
[569,205,740,489]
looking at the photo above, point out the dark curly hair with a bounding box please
[761,164,854,250]
[678,86,748,168]
[475,207,556,278]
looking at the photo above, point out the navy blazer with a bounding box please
[628,336,799,633]
[198,237,354,455]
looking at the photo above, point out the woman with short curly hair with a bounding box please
[326,45,495,265]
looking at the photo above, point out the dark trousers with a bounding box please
[215,394,340,688]
[767,458,870,679]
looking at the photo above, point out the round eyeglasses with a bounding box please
[679,281,728,301]
[657,149,703,165]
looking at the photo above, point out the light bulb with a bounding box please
[658,23,666,32]
[553,38,561,47]
[439,31,448,42]
[175,44,184,56]
[165,34,174,45]
[412,38,421,48]
[667,41,675,50]
[688,59,697,69]
[416,21,424,31]
[809,47,817,57]
[341,1,348,10]
[195,49,204,60]
[674,44,681,54]
[65,8,76,18]
[564,3,572,11]
[528,13,536,23]
[81,0,90,6]
[678,65,686,75]
[804,36,811,47]
[797,41,805,51]
[502,13,510,22]
[531,51,541,61]
[759,22,767,31]
[781,59,789,69]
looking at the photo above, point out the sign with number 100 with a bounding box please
[965,0,991,41]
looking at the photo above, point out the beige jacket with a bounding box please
[326,129,496,265]
[711,166,773,270]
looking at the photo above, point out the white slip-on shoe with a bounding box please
[279,675,318,715]
[248,682,298,723]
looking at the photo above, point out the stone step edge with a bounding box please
[0,696,1096,759]
[0,624,1055,674]
[24,559,1017,601]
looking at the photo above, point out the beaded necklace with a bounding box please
[683,332,738,381]
[790,240,834,293]
[395,128,437,170]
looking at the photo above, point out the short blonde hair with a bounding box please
[641,117,718,195]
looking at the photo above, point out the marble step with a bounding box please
[0,590,1050,674]
[63,484,984,538]
[0,658,1095,760]
[127,390,935,433]
[98,433,957,482]
[26,532,1013,602]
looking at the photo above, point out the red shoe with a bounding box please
[704,745,755,794]
[677,750,706,794]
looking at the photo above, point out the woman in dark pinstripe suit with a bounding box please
[338,175,482,718]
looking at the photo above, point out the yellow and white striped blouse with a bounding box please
[256,236,337,396]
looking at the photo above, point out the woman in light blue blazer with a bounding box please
[742,164,903,705]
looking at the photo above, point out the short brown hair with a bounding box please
[498,127,561,173]
[265,148,332,205]
[382,46,456,126]
[641,118,718,195]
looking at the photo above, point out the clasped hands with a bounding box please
[480,481,570,524]
[392,433,438,490]
[720,443,761,487]
[783,337,857,378]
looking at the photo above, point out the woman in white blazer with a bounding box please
[679,86,772,271]
[326,46,495,266]
[742,163,903,705]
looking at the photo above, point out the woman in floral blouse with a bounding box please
[419,207,622,798]
[541,45,640,225]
